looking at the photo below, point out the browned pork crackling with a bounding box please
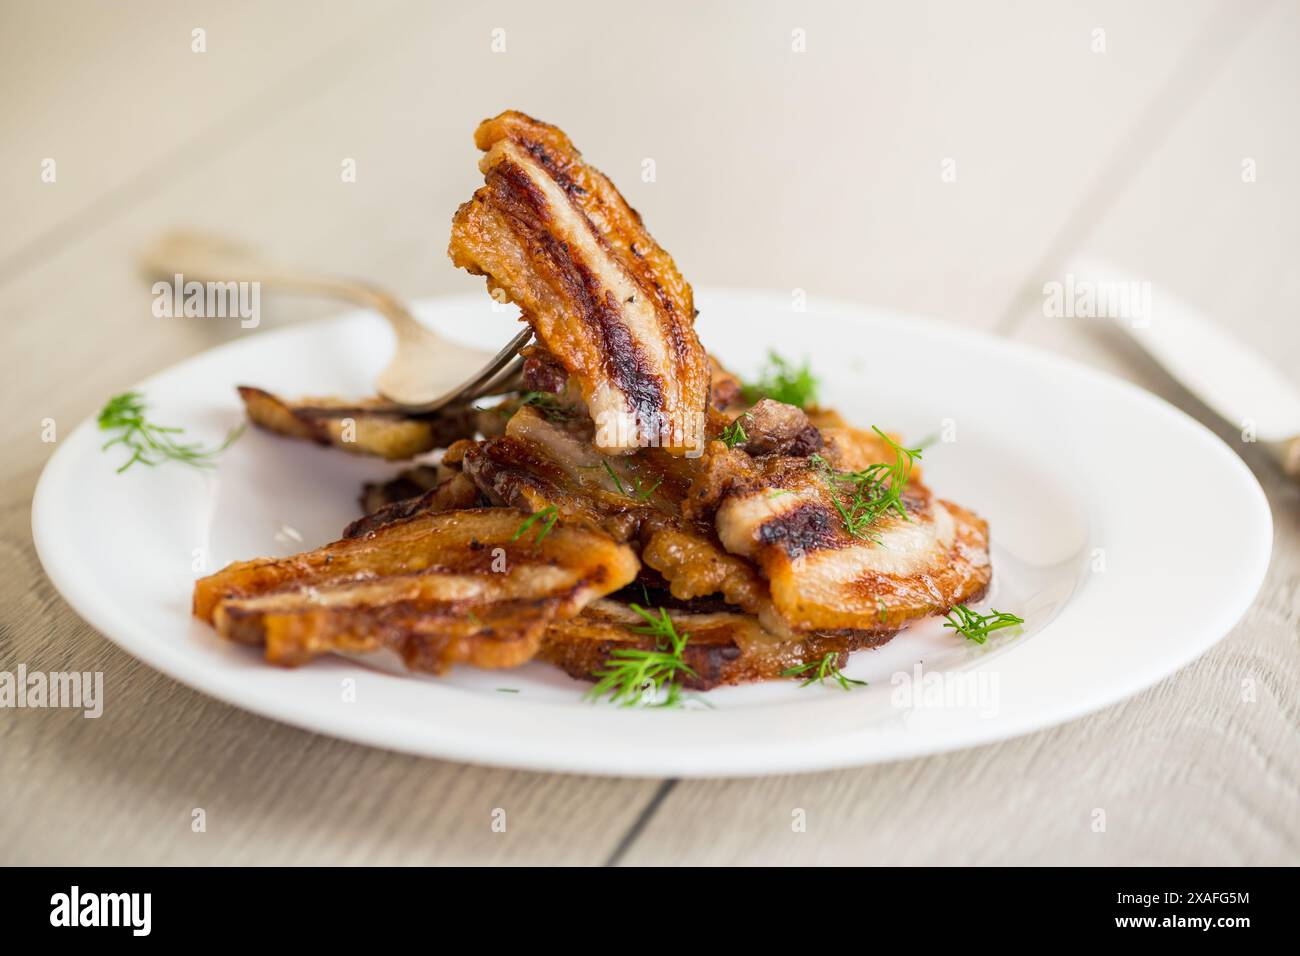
[193,110,994,692]
[449,111,711,456]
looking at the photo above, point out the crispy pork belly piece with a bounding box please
[734,398,823,457]
[708,354,746,411]
[520,345,571,396]
[540,599,893,690]
[715,458,990,632]
[449,110,709,456]
[461,407,726,529]
[678,439,757,519]
[359,464,446,515]
[459,405,679,533]
[637,519,768,610]
[456,407,805,625]
[636,518,804,640]
[347,471,483,538]
[817,422,918,475]
[193,508,638,672]
[237,386,483,460]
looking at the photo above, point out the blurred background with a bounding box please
[2,0,1296,864]
[3,0,1296,396]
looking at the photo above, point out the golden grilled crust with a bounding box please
[539,600,895,690]
[193,508,639,672]
[193,111,1001,685]
[462,406,635,521]
[449,111,710,456]
[707,354,746,411]
[714,456,991,632]
[451,407,882,642]
[346,471,483,539]
[237,386,479,461]
[638,521,769,610]
[358,465,446,516]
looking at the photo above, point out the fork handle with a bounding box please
[1275,436,1300,478]
[139,230,443,345]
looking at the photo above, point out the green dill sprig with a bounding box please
[742,352,819,408]
[510,505,558,546]
[782,652,866,691]
[515,390,574,422]
[98,391,243,474]
[943,605,1024,645]
[811,427,922,541]
[587,603,698,707]
[490,390,574,423]
[602,460,662,502]
[719,412,752,449]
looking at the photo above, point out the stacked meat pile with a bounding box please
[194,112,991,691]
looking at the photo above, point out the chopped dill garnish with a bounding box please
[811,427,922,541]
[743,351,819,408]
[587,603,698,707]
[513,390,574,422]
[510,505,558,546]
[943,605,1024,645]
[98,391,243,474]
[782,652,866,691]
[602,460,662,502]
[602,460,625,495]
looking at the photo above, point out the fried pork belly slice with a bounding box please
[460,405,680,534]
[638,520,767,608]
[449,110,709,455]
[707,354,746,411]
[817,421,920,476]
[359,464,446,515]
[456,407,788,625]
[635,514,801,639]
[193,508,639,671]
[519,345,573,397]
[715,459,990,632]
[677,439,759,520]
[539,600,891,691]
[732,398,823,457]
[237,386,484,460]
[346,471,483,539]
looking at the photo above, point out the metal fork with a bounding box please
[139,231,530,413]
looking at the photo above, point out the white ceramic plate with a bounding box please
[32,291,1272,777]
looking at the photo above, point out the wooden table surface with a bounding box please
[3,0,1296,865]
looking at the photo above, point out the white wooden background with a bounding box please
[2,0,1296,865]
